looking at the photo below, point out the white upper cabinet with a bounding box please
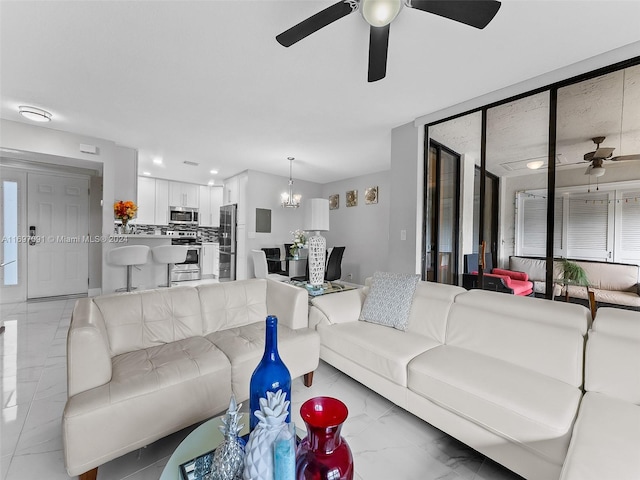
[137,176,156,225]
[169,181,199,208]
[155,179,169,225]
[199,186,223,226]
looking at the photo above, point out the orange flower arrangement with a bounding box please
[113,200,137,225]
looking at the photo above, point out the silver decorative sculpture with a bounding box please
[212,394,245,480]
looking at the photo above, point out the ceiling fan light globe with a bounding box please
[361,0,402,27]
[590,166,606,178]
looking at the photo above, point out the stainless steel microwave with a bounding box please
[169,206,199,225]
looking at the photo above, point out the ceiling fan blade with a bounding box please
[592,147,615,159]
[611,154,640,161]
[368,24,390,82]
[408,0,501,29]
[276,1,356,47]
[584,165,593,175]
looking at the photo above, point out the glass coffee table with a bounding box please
[285,280,357,297]
[159,415,249,480]
[160,415,304,480]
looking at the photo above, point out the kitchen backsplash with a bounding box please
[127,223,219,242]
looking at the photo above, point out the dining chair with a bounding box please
[324,246,345,281]
[251,249,289,281]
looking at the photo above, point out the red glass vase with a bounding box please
[295,396,354,480]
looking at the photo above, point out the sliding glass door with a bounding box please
[424,141,460,284]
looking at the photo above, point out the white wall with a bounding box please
[320,170,390,285]
[388,122,423,276]
[243,170,322,279]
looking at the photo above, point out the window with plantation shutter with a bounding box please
[616,190,640,265]
[517,194,547,256]
[566,192,613,261]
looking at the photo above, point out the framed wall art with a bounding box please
[346,190,358,207]
[329,194,339,210]
[365,186,378,205]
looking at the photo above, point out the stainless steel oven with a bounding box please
[169,231,202,281]
[169,206,199,225]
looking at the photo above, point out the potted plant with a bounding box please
[560,258,589,286]
[289,230,306,259]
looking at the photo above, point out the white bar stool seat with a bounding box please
[107,245,150,292]
[152,245,188,287]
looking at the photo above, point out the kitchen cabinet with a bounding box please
[137,176,156,225]
[201,242,219,277]
[223,173,247,224]
[199,186,223,227]
[136,177,169,225]
[169,181,199,208]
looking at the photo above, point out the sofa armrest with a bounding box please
[67,299,112,397]
[309,289,366,329]
[265,279,308,330]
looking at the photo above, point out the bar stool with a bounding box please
[108,245,150,292]
[152,245,188,287]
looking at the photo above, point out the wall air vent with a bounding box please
[183,161,199,166]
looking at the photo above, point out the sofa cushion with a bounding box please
[359,271,419,331]
[566,286,640,308]
[577,260,638,291]
[405,281,465,343]
[93,287,203,356]
[492,268,529,282]
[318,321,440,387]
[585,331,640,404]
[408,345,582,465]
[198,280,269,334]
[207,323,320,400]
[448,290,589,387]
[560,392,640,480]
[592,307,640,339]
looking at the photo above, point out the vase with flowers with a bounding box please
[114,200,138,234]
[289,230,306,259]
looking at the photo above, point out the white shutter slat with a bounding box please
[620,190,640,252]
[568,194,608,251]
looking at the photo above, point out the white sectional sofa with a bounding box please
[63,279,320,479]
[309,278,592,480]
[560,307,640,480]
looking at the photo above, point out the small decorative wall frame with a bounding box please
[346,190,358,207]
[365,186,378,205]
[329,194,339,210]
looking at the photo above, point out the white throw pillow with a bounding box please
[359,271,420,331]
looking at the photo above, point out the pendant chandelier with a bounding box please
[281,157,301,208]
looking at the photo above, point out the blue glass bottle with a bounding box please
[249,315,292,431]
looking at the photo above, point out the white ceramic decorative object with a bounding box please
[308,232,326,287]
[243,390,290,480]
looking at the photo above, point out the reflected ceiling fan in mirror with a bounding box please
[583,136,640,177]
[276,0,502,82]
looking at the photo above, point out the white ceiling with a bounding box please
[1,1,640,185]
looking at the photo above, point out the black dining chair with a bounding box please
[324,247,345,282]
[261,247,287,275]
[284,243,293,275]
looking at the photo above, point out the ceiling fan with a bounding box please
[583,136,640,177]
[276,0,502,82]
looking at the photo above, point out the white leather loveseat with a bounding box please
[309,276,591,480]
[63,279,320,479]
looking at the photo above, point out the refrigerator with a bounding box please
[218,204,237,282]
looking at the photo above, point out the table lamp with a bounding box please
[304,198,330,287]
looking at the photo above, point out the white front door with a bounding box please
[0,168,27,303]
[27,173,89,298]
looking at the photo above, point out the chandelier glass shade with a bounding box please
[282,157,301,208]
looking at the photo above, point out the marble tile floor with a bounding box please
[1,296,524,480]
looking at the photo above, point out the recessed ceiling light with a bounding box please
[153,158,163,165]
[143,171,151,176]
[209,169,218,174]
[208,180,215,186]
[19,105,52,122]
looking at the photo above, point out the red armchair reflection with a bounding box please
[463,254,533,296]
